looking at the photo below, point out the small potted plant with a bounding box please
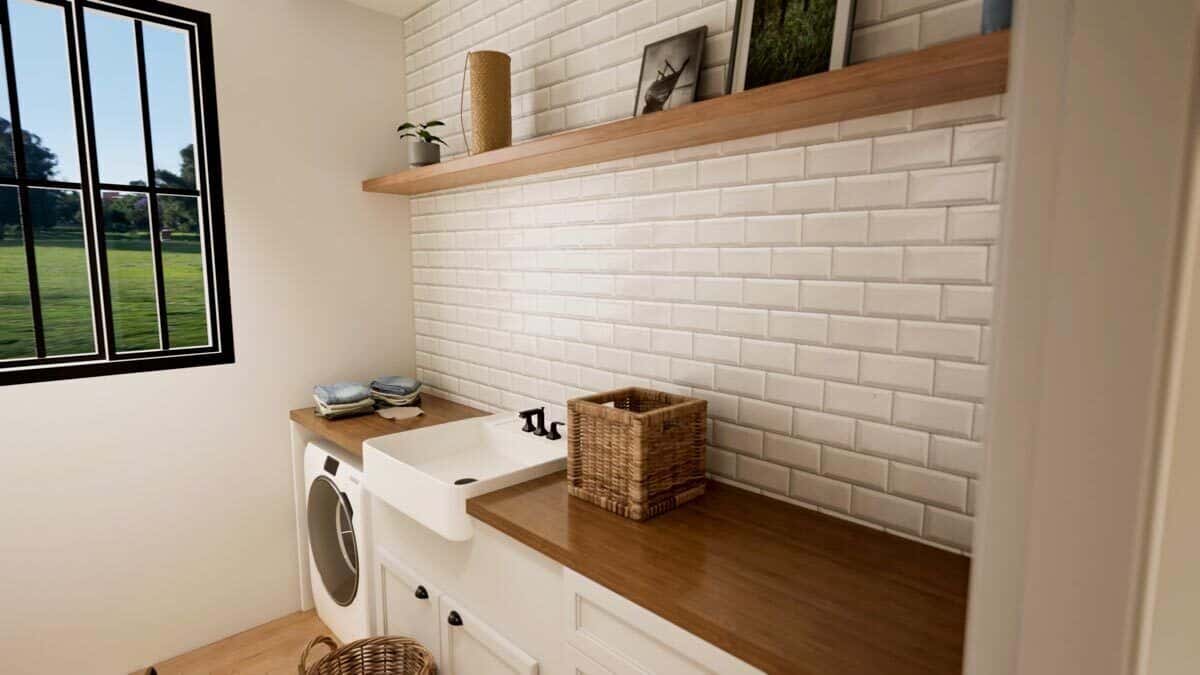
[398,120,448,167]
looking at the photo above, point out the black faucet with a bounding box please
[518,407,547,436]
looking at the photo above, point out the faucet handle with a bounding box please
[547,422,564,440]
[518,407,544,433]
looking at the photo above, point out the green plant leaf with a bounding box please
[396,122,416,132]
[423,120,446,128]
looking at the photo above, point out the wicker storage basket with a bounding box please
[299,635,436,675]
[567,387,707,521]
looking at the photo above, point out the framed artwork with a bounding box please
[726,0,857,93]
[633,26,708,116]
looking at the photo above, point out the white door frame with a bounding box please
[965,1,1200,674]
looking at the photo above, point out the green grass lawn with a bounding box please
[0,239,208,360]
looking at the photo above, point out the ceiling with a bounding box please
[341,0,425,19]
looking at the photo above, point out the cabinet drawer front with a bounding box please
[565,644,615,675]
[563,569,762,675]
[375,549,442,657]
[439,594,539,675]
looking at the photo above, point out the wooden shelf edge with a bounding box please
[365,30,1010,196]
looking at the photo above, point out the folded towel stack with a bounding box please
[370,376,422,406]
[313,382,375,419]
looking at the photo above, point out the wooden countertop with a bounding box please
[289,394,489,457]
[468,473,970,675]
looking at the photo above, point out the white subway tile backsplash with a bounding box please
[868,208,946,244]
[775,179,836,213]
[860,352,935,393]
[851,487,924,534]
[893,392,975,436]
[898,320,980,360]
[825,382,894,422]
[736,455,790,494]
[794,408,856,448]
[909,165,994,206]
[890,463,968,510]
[738,338,794,374]
[769,311,829,344]
[823,447,888,489]
[801,280,865,313]
[829,316,898,351]
[748,147,805,182]
[929,434,984,477]
[833,247,905,281]
[409,1,999,551]
[857,420,929,464]
[714,420,764,456]
[764,433,821,472]
[803,211,870,244]
[864,282,941,319]
[925,506,974,550]
[744,279,801,309]
[791,471,852,511]
[806,139,872,178]
[740,397,794,434]
[795,344,860,382]
[904,246,989,282]
[836,173,909,210]
[765,373,824,409]
[872,128,952,171]
[716,364,767,397]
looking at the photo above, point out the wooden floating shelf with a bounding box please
[364,30,1010,196]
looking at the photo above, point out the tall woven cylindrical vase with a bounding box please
[462,51,511,154]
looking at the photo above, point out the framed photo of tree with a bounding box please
[727,0,857,93]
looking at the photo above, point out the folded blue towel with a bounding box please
[370,376,421,395]
[313,382,372,405]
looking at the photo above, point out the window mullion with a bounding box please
[0,3,46,359]
[69,0,118,361]
[133,19,170,351]
[62,0,107,361]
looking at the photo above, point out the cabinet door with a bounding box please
[376,549,442,658]
[565,644,614,675]
[438,594,538,675]
[563,569,762,675]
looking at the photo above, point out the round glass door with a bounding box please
[307,476,358,606]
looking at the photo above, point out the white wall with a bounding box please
[0,1,411,672]
[402,0,999,552]
[965,1,1200,673]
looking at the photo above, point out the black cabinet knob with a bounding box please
[414,585,428,600]
[447,610,463,627]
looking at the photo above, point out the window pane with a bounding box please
[0,186,33,359]
[158,195,207,348]
[101,190,159,352]
[84,9,146,186]
[143,24,195,189]
[8,0,80,182]
[0,35,15,178]
[28,187,94,356]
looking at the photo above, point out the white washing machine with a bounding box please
[304,440,370,643]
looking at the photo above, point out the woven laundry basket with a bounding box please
[299,636,436,675]
[567,387,707,521]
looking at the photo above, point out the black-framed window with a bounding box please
[0,0,232,385]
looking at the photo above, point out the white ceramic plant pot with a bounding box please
[408,141,441,167]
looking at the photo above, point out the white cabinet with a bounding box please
[563,569,762,675]
[564,645,614,675]
[439,593,539,675]
[375,549,442,658]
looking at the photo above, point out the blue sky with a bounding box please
[5,0,195,186]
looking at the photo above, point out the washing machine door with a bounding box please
[308,475,359,606]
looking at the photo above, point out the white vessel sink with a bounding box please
[363,413,566,541]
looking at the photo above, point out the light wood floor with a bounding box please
[136,611,334,675]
